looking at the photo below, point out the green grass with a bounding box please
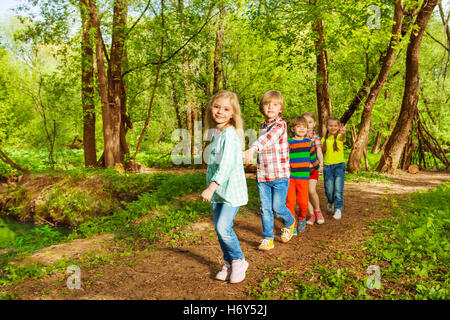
[0,171,211,292]
[249,182,450,300]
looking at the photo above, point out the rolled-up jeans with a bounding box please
[323,162,345,212]
[212,203,244,263]
[257,178,295,239]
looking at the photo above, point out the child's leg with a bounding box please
[271,178,295,228]
[296,180,309,220]
[308,179,321,212]
[333,163,346,212]
[286,178,298,228]
[323,165,335,205]
[257,181,275,239]
[212,203,244,263]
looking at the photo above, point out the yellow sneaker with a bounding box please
[281,224,295,243]
[258,238,274,251]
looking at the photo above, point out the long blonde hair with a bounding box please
[204,90,244,138]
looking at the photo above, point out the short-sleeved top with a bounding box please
[206,126,248,207]
[288,138,319,180]
[321,134,346,165]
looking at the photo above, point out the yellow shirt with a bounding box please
[321,134,346,165]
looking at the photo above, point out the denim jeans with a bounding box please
[323,162,345,212]
[257,178,295,239]
[212,203,244,263]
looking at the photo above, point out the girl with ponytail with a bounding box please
[321,117,346,220]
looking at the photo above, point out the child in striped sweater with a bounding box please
[286,116,320,234]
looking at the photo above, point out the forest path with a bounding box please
[6,170,449,300]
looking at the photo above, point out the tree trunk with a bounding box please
[371,130,383,154]
[401,132,415,170]
[89,0,115,168]
[377,0,438,173]
[170,75,183,129]
[80,0,97,167]
[379,113,397,154]
[347,0,404,173]
[120,42,131,158]
[314,17,332,137]
[0,148,31,175]
[107,0,127,164]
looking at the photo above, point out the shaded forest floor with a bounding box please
[2,170,449,300]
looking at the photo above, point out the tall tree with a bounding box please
[314,16,333,136]
[347,0,404,173]
[80,0,97,166]
[377,0,439,173]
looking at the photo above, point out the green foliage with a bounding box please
[364,182,450,299]
[249,183,450,300]
[0,217,69,268]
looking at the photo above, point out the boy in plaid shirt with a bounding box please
[243,90,295,251]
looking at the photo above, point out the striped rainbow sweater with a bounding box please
[288,137,319,180]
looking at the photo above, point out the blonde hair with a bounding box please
[302,112,317,123]
[204,90,244,137]
[259,90,285,114]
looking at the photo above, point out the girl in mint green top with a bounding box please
[200,90,249,284]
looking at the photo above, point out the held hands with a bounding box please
[243,146,256,164]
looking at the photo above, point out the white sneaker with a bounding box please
[215,262,231,281]
[333,209,342,220]
[230,259,249,284]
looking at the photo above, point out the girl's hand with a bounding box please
[243,149,254,164]
[200,181,219,202]
[339,124,346,135]
[319,164,323,174]
[200,188,214,202]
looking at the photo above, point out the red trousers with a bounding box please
[286,178,309,226]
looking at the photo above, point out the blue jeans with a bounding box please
[212,203,244,263]
[257,178,295,239]
[323,162,345,212]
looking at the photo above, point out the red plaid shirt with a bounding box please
[251,116,290,182]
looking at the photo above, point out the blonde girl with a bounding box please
[302,112,325,225]
[201,90,249,283]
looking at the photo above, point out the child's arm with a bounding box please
[243,123,285,162]
[316,146,324,173]
[202,135,237,201]
[200,181,219,202]
[310,144,320,171]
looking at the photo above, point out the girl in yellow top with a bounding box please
[321,117,346,220]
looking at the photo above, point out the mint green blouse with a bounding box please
[206,126,248,207]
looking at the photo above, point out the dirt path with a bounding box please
[5,171,449,300]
